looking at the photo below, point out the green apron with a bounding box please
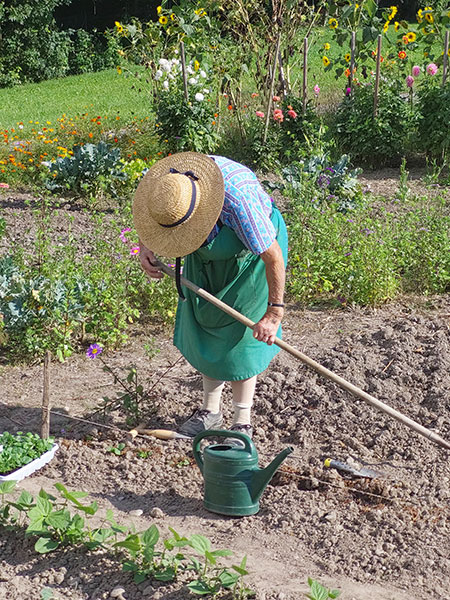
[173,205,288,381]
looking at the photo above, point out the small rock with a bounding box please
[110,587,126,598]
[150,507,165,518]
[129,509,143,517]
[142,584,155,596]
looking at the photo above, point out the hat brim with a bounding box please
[133,152,224,258]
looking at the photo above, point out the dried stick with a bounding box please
[373,34,382,118]
[443,30,449,87]
[180,41,189,102]
[41,351,51,438]
[263,31,282,144]
[302,37,308,115]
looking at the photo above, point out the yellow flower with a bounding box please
[407,31,416,42]
[417,9,423,23]
[324,42,330,50]
[194,59,200,71]
[394,21,400,31]
[328,18,338,29]
[322,56,330,67]
[157,5,162,13]
[159,15,168,25]
[388,6,398,21]
[345,53,351,62]
[116,66,122,75]
[425,12,433,23]
[383,21,390,33]
[170,13,176,21]
[115,21,123,34]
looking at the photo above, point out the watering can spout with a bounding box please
[251,446,293,502]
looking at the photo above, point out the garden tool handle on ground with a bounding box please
[155,259,450,452]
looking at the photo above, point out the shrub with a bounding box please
[416,81,450,159]
[333,82,415,166]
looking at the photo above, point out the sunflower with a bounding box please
[394,21,400,31]
[328,18,338,29]
[407,31,416,42]
[388,6,398,21]
[170,13,176,21]
[159,15,168,25]
[383,21,390,33]
[417,9,423,23]
[324,42,330,51]
[425,12,434,24]
[322,56,330,67]
[345,53,351,62]
[157,5,162,14]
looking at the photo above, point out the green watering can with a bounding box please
[192,430,293,517]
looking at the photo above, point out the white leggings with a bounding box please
[201,374,257,425]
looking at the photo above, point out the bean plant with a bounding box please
[0,481,253,598]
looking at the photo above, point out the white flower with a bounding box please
[195,92,204,102]
[187,66,194,75]
[168,73,175,80]
[163,80,169,90]
[200,70,207,78]
[154,69,163,81]
[188,77,198,85]
[203,88,209,94]
[171,58,180,66]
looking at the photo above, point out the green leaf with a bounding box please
[46,509,71,531]
[142,524,159,547]
[189,534,211,554]
[204,550,216,565]
[40,588,54,600]
[34,536,59,554]
[186,580,213,595]
[308,579,329,600]
[114,533,141,552]
[329,590,341,599]
[219,570,240,588]
[0,480,17,494]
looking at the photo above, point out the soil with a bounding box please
[0,171,449,600]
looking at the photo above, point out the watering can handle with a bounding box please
[192,430,254,473]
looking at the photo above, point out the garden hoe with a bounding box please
[135,260,450,452]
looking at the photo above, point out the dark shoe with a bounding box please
[178,409,223,437]
[223,424,253,448]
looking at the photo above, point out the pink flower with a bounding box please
[426,63,438,75]
[345,87,352,96]
[273,108,284,122]
[412,65,421,77]
[0,183,9,189]
[313,84,320,95]
[255,111,265,118]
[120,227,131,243]
[130,246,140,256]
[272,95,281,102]
[406,75,414,88]
[287,109,297,119]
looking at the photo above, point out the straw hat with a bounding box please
[133,152,224,258]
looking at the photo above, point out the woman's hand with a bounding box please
[253,307,283,345]
[139,242,164,279]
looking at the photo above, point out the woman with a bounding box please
[133,152,287,443]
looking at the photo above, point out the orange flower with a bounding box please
[228,105,233,110]
[398,50,407,59]
[344,68,351,77]
[402,35,409,44]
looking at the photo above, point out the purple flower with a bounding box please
[344,252,352,256]
[406,75,414,88]
[412,65,421,77]
[347,219,354,222]
[363,228,374,235]
[345,87,352,96]
[130,245,140,256]
[317,174,330,188]
[86,343,103,359]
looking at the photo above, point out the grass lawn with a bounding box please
[0,69,153,129]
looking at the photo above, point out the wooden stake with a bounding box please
[373,34,382,118]
[443,30,449,87]
[350,31,356,94]
[302,36,308,115]
[180,41,189,102]
[41,351,51,439]
[263,31,282,145]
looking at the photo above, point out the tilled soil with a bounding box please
[1,177,450,600]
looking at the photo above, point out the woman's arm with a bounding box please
[253,240,286,345]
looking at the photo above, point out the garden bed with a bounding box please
[0,178,449,600]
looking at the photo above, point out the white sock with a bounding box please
[201,374,225,414]
[231,376,257,425]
